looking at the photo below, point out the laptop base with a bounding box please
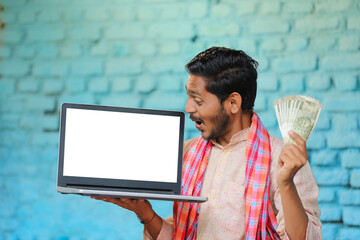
[57,186,208,203]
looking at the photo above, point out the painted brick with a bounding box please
[105,24,145,40]
[339,35,360,51]
[143,93,186,111]
[307,131,326,150]
[38,9,61,22]
[333,73,357,91]
[316,0,351,12]
[295,16,339,31]
[84,8,109,21]
[71,60,103,76]
[33,61,69,77]
[313,168,349,186]
[258,74,279,91]
[25,96,56,112]
[283,2,313,13]
[256,56,269,72]
[42,80,64,95]
[0,60,30,76]
[260,39,284,52]
[310,36,336,51]
[319,204,342,222]
[254,95,267,112]
[0,12,17,23]
[134,42,157,56]
[134,76,156,93]
[322,224,341,240]
[160,4,186,20]
[63,9,83,22]
[341,149,360,168]
[59,94,96,105]
[238,39,256,55]
[105,58,143,75]
[113,43,130,57]
[157,75,182,92]
[322,53,360,70]
[198,23,239,37]
[348,16,360,30]
[26,27,65,42]
[339,190,360,205]
[286,37,309,52]
[100,94,142,108]
[65,78,86,93]
[137,6,158,20]
[323,93,360,111]
[14,45,36,59]
[0,29,23,44]
[211,4,231,18]
[0,46,11,58]
[91,42,109,56]
[18,79,40,93]
[113,7,135,20]
[318,188,336,203]
[159,42,180,55]
[60,45,82,58]
[311,150,337,166]
[30,132,59,147]
[111,78,132,93]
[42,115,59,131]
[327,131,360,149]
[272,54,317,72]
[37,44,59,59]
[68,27,101,41]
[350,170,360,188]
[332,114,357,131]
[343,207,360,226]
[88,78,109,93]
[148,22,194,39]
[259,2,280,14]
[187,2,208,19]
[316,114,331,130]
[249,19,289,34]
[339,227,360,239]
[145,57,184,74]
[280,74,304,92]
[18,10,37,23]
[306,73,331,91]
[234,2,256,16]
[0,79,16,94]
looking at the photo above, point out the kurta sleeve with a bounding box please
[143,217,174,240]
[274,162,322,239]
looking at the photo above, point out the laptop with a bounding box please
[57,103,207,203]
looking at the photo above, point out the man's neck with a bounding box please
[216,111,252,146]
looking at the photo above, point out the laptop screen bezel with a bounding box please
[57,103,184,195]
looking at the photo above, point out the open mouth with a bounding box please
[190,115,204,130]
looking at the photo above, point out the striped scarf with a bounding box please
[173,112,280,240]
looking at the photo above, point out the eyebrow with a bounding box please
[185,85,202,97]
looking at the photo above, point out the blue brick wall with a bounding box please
[1,0,360,239]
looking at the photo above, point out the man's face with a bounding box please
[185,74,230,140]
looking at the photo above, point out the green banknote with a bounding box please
[274,95,322,145]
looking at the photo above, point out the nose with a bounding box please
[185,97,196,114]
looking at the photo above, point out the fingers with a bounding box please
[281,145,307,167]
[289,130,307,151]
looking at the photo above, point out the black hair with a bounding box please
[185,46,258,112]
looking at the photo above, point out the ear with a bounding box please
[227,92,242,114]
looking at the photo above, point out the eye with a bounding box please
[194,98,203,105]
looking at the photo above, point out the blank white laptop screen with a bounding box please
[63,108,180,183]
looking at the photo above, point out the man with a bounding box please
[93,47,322,239]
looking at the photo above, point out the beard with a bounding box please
[190,104,230,141]
[207,104,230,141]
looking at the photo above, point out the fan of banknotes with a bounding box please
[274,95,322,145]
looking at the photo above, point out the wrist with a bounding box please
[278,178,295,190]
[136,208,155,224]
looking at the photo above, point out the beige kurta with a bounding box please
[144,128,322,239]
